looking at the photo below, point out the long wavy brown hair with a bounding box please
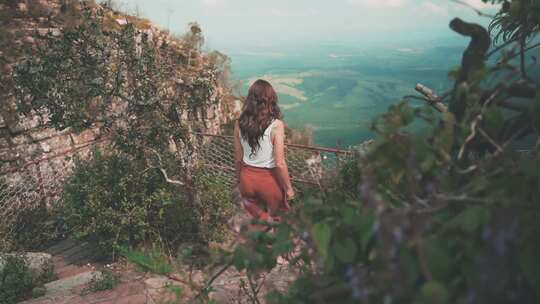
[239,79,282,156]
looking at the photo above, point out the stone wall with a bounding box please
[0,113,100,173]
[0,0,238,193]
[0,0,101,179]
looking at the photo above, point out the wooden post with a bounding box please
[35,163,47,207]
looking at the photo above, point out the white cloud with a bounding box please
[397,47,423,54]
[269,8,320,17]
[347,0,407,9]
[420,1,448,16]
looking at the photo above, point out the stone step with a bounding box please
[62,249,94,266]
[19,277,150,304]
[19,271,102,304]
[19,293,82,304]
[44,270,102,296]
[55,243,87,260]
[55,264,93,279]
[45,239,78,256]
[48,244,95,268]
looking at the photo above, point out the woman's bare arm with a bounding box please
[272,120,294,199]
[233,121,243,181]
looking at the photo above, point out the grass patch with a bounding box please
[119,246,172,275]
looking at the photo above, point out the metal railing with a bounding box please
[193,132,353,188]
[0,138,109,238]
[0,133,353,236]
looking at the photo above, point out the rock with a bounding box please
[25,253,53,275]
[11,134,31,146]
[29,128,59,142]
[1,0,236,223]
[36,28,60,37]
[232,99,243,116]
[190,270,205,285]
[0,138,9,149]
[5,114,41,134]
[43,271,102,296]
[18,2,28,12]
[144,276,169,289]
[24,36,35,44]
[69,128,97,145]
[145,275,190,303]
[32,286,46,298]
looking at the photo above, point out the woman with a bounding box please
[234,79,295,223]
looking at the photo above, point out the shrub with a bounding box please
[0,181,65,252]
[223,3,540,303]
[35,259,56,286]
[27,2,51,19]
[0,253,56,303]
[196,173,237,242]
[62,149,189,258]
[0,255,35,304]
[82,271,120,295]
[10,1,236,261]
[62,149,237,259]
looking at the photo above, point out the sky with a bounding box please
[112,0,500,50]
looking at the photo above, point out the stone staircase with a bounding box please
[20,223,296,304]
[20,239,179,304]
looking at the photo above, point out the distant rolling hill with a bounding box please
[228,43,463,147]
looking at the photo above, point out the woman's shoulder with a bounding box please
[270,119,284,135]
[272,119,284,128]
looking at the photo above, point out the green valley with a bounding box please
[227,43,461,146]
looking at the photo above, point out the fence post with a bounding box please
[36,163,47,206]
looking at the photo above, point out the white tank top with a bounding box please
[240,120,277,168]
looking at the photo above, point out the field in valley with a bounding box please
[226,42,462,147]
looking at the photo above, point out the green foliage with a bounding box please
[13,3,224,138]
[62,149,191,258]
[0,255,35,304]
[163,282,184,303]
[36,260,57,287]
[219,3,540,303]
[12,3,230,197]
[489,0,540,44]
[489,0,540,76]
[62,148,236,259]
[195,172,237,242]
[119,246,172,275]
[0,184,65,252]
[82,271,120,294]
[11,4,235,258]
[229,96,540,303]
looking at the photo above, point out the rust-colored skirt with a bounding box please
[239,163,290,221]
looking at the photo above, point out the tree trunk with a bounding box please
[520,33,527,78]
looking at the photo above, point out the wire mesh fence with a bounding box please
[0,133,354,239]
[0,139,106,240]
[193,132,355,188]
